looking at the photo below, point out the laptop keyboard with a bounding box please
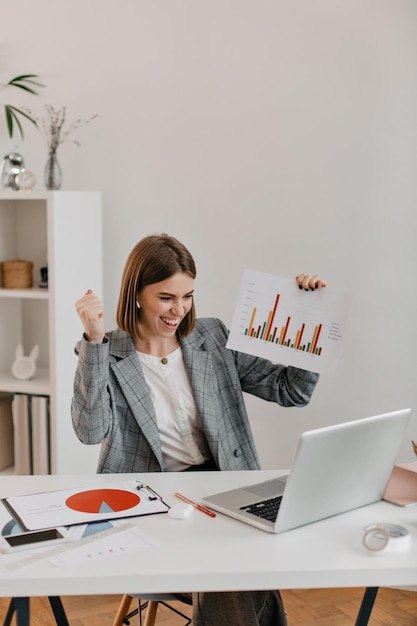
[239,495,283,522]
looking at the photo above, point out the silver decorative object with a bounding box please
[1,153,24,190]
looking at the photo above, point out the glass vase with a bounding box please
[44,152,62,190]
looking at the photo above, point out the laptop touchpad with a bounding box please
[245,478,287,498]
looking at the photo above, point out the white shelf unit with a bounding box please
[0,191,102,474]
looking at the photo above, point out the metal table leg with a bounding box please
[355,587,379,626]
[2,596,69,626]
[3,597,30,626]
[48,596,70,626]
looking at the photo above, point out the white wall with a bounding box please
[2,0,417,468]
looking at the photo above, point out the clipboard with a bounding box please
[1,480,170,531]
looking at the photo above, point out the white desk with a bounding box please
[0,470,416,600]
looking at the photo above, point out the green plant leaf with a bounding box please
[5,106,22,138]
[2,73,44,138]
[8,74,44,86]
[5,105,37,139]
[7,74,44,95]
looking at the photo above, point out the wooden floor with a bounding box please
[1,588,417,625]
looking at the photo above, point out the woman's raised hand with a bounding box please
[295,274,328,291]
[75,290,105,343]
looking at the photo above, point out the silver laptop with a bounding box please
[202,408,411,533]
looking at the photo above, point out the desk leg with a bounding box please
[355,587,379,626]
[3,597,30,626]
[2,597,69,626]
[48,596,70,626]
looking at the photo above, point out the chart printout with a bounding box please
[226,270,351,375]
[2,481,169,530]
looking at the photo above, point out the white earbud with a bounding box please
[136,300,141,309]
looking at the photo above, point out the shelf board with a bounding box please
[0,191,51,201]
[0,368,50,395]
[0,288,49,299]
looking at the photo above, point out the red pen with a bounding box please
[174,492,216,518]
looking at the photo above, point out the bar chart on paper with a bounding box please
[226,270,351,375]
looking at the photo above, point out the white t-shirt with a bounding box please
[136,347,211,471]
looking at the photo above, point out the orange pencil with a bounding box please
[174,492,216,518]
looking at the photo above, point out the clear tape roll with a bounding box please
[363,523,411,554]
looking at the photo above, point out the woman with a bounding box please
[72,233,327,626]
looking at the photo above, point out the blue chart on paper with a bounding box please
[2,514,114,538]
[2,518,23,535]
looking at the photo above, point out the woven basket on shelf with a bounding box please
[0,259,33,289]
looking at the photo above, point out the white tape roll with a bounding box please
[363,523,411,554]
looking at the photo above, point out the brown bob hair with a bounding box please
[116,234,197,341]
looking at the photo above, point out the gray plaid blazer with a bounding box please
[72,318,319,473]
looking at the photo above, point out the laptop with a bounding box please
[202,408,411,533]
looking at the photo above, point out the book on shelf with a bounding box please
[12,394,50,475]
[12,395,30,475]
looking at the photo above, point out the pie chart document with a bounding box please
[1,480,169,531]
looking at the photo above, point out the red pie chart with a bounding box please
[65,489,140,514]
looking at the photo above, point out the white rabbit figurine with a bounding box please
[11,344,39,380]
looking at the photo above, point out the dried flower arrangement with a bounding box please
[35,104,98,157]
[0,74,44,138]
[25,104,98,189]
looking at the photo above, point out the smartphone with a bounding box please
[0,528,71,553]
